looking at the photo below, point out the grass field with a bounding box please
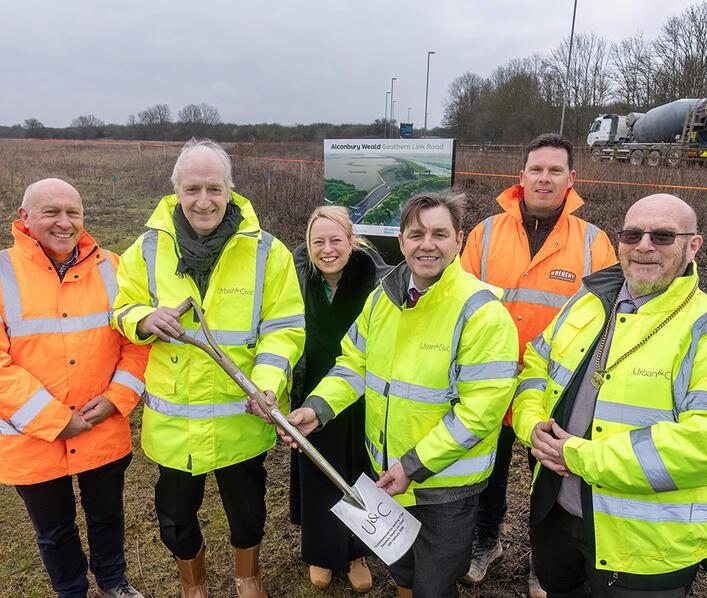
[0,139,705,597]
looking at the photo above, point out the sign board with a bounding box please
[399,123,413,138]
[324,139,456,237]
[332,473,421,565]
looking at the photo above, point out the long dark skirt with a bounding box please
[289,398,370,570]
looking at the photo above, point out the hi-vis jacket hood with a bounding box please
[0,221,148,485]
[305,257,519,507]
[514,262,707,578]
[112,191,305,475]
[461,184,616,360]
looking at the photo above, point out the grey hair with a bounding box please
[170,138,234,190]
[21,182,36,209]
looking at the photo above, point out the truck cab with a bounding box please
[587,114,628,146]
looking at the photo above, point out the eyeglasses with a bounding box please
[618,230,696,246]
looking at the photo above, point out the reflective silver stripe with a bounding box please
[479,216,494,282]
[141,230,159,307]
[347,322,366,353]
[328,365,365,396]
[583,223,600,277]
[630,427,678,492]
[144,392,248,418]
[514,377,547,397]
[259,314,305,335]
[169,328,255,347]
[370,287,384,313]
[387,451,496,479]
[254,352,291,378]
[7,311,110,338]
[366,371,388,396]
[431,451,496,478]
[251,231,274,333]
[97,258,118,305]
[502,287,570,309]
[552,286,589,342]
[673,313,707,412]
[449,289,497,375]
[0,419,21,435]
[680,390,707,412]
[365,436,384,465]
[594,400,675,427]
[531,334,552,361]
[593,493,707,524]
[457,361,517,382]
[548,359,573,387]
[389,379,449,404]
[0,250,22,322]
[442,409,481,450]
[10,387,54,431]
[111,369,146,396]
[116,303,149,335]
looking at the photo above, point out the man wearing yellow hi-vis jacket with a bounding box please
[112,139,305,598]
[276,193,519,598]
[514,194,707,598]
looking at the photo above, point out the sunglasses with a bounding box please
[618,230,695,246]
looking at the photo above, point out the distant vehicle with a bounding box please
[587,98,707,167]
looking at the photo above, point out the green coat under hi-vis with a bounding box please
[112,192,305,475]
[305,258,518,507]
[514,263,707,578]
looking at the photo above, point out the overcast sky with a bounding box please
[0,0,701,128]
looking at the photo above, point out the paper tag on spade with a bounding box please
[331,473,421,565]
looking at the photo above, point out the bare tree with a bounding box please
[71,114,104,128]
[442,72,490,141]
[22,118,44,130]
[138,103,172,126]
[610,34,655,110]
[653,2,707,102]
[548,33,612,139]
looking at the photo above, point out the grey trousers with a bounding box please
[388,494,479,598]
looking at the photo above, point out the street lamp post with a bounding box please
[384,91,391,138]
[389,77,397,139]
[559,0,577,135]
[407,107,412,122]
[423,51,435,137]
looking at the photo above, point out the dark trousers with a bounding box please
[15,453,132,598]
[531,503,694,598]
[476,424,516,539]
[155,453,267,560]
[388,495,479,598]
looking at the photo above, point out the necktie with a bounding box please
[408,287,422,308]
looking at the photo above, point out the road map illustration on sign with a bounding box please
[324,139,456,237]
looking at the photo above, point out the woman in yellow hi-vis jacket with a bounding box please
[112,140,305,598]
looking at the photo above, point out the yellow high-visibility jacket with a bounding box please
[112,192,305,475]
[305,258,518,507]
[514,263,707,577]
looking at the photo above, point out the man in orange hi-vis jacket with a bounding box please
[0,178,149,598]
[460,133,616,596]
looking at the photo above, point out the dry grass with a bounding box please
[0,139,705,597]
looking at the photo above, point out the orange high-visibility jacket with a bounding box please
[0,221,149,485]
[461,184,616,360]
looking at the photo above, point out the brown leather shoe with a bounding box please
[397,587,412,598]
[309,565,333,589]
[234,545,267,598]
[175,544,208,598]
[347,558,372,593]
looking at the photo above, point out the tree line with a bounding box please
[443,1,707,143]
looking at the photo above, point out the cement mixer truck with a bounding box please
[587,98,707,167]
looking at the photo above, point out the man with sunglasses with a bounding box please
[460,133,616,596]
[513,193,706,597]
